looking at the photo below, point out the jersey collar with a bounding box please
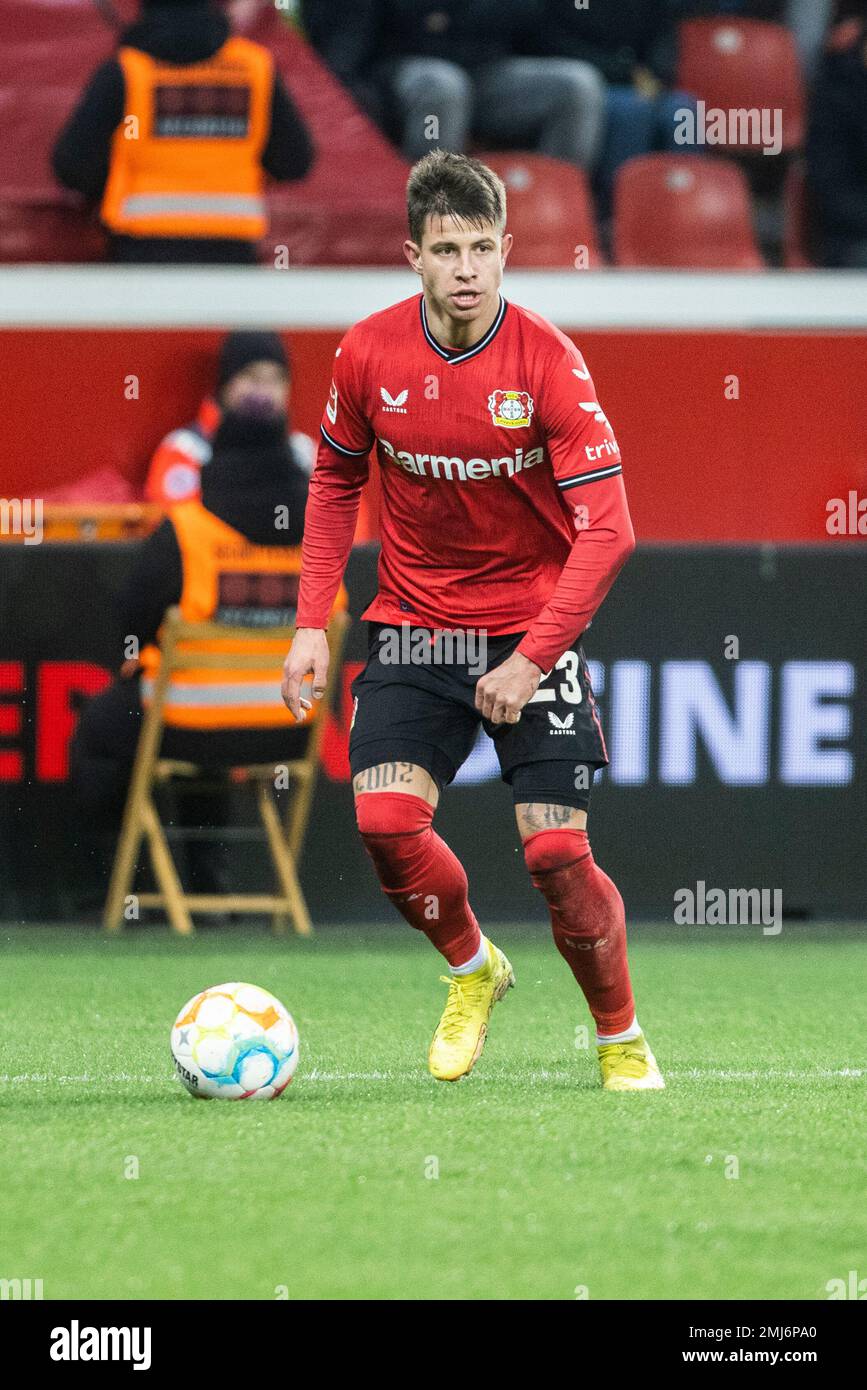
[420,293,508,365]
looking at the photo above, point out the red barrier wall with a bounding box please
[1,329,865,541]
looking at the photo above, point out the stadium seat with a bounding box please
[0,0,124,41]
[0,196,106,263]
[473,153,604,269]
[677,18,806,153]
[0,66,109,261]
[782,161,816,269]
[0,85,85,198]
[613,154,764,269]
[104,607,350,936]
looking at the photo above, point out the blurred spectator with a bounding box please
[70,329,314,896]
[531,1,695,212]
[806,17,867,267]
[53,0,313,264]
[786,0,836,78]
[669,1,836,81]
[145,331,314,506]
[302,0,606,170]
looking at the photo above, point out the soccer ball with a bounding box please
[170,982,299,1100]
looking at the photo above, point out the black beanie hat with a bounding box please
[217,331,290,392]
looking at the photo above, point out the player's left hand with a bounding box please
[475,651,541,725]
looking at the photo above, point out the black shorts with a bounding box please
[348,623,608,810]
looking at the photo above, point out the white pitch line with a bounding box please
[0,1067,863,1086]
[669,1067,865,1080]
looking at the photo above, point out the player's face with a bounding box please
[404,215,512,331]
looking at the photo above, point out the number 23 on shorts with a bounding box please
[527,650,583,705]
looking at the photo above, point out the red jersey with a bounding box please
[297,292,635,672]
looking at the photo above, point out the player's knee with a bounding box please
[355,790,432,837]
[525,830,625,941]
[355,791,434,878]
[523,827,592,888]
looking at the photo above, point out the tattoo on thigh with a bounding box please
[520,802,577,831]
[353,762,416,794]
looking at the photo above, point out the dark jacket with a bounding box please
[806,25,867,252]
[529,0,677,85]
[303,0,541,117]
[53,2,313,263]
[121,410,311,650]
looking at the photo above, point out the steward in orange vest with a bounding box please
[132,387,346,733]
[53,0,313,264]
[71,394,343,844]
[139,498,347,729]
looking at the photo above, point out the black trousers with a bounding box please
[108,234,259,265]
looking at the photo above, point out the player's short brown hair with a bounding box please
[407,150,507,246]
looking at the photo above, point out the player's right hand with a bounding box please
[281,627,330,721]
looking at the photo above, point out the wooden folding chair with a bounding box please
[103,608,349,936]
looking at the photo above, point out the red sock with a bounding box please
[356,791,482,969]
[523,828,635,1035]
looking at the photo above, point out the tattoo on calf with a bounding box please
[353,762,416,794]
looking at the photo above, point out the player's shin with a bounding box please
[355,791,482,968]
[522,827,636,1036]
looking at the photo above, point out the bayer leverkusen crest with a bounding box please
[488,389,534,428]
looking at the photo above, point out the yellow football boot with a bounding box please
[428,939,515,1082]
[597,1032,665,1092]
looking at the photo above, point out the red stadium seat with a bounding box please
[0,1,120,261]
[0,85,85,198]
[0,197,105,263]
[0,0,125,42]
[0,0,117,82]
[677,18,806,153]
[473,153,604,269]
[0,79,107,261]
[613,154,764,269]
[782,161,816,269]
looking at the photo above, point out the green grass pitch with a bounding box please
[1,922,865,1301]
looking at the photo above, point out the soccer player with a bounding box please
[282,151,663,1092]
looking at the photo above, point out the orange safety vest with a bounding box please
[144,398,221,505]
[101,37,273,241]
[139,501,347,729]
